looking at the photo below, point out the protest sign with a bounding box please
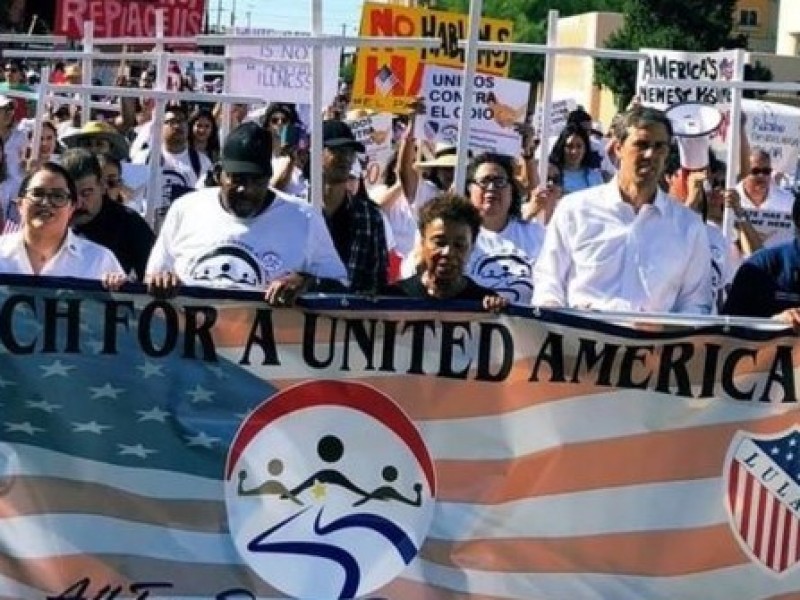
[413,65,528,157]
[1,279,799,598]
[737,98,800,179]
[637,48,738,110]
[532,97,577,137]
[351,2,513,113]
[346,112,394,188]
[55,0,205,39]
[228,30,339,106]
[741,208,795,248]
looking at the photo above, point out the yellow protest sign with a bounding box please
[351,2,513,114]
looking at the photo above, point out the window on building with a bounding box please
[739,9,759,27]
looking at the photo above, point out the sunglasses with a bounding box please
[105,177,121,188]
[750,167,772,177]
[270,116,288,125]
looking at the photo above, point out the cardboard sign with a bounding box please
[636,49,738,110]
[351,2,513,114]
[228,30,339,106]
[55,0,206,39]
[346,112,394,189]
[413,65,528,157]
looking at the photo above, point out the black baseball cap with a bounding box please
[221,122,272,176]
[323,119,365,152]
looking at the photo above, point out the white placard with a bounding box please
[346,112,394,189]
[413,65,529,157]
[228,30,340,106]
[636,49,738,110]
[532,97,577,137]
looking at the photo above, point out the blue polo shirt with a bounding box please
[723,237,800,317]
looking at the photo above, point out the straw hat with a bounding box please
[415,142,458,169]
[61,120,130,161]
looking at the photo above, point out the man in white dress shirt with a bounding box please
[533,106,712,314]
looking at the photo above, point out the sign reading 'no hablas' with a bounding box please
[351,2,513,114]
[55,0,206,39]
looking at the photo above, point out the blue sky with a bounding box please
[210,0,366,34]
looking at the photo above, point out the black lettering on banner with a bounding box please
[761,345,797,403]
[529,332,566,382]
[379,319,399,372]
[240,309,280,366]
[103,300,136,355]
[476,322,513,382]
[0,294,37,354]
[617,345,655,389]
[341,319,379,372]
[722,347,758,400]
[700,343,722,398]
[401,320,437,375]
[571,339,620,386]
[183,305,218,361]
[43,298,82,353]
[437,321,473,379]
[303,313,337,369]
[138,300,179,358]
[655,343,694,396]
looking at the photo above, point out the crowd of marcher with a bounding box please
[0,56,798,325]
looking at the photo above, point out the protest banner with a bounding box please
[345,111,394,189]
[55,0,206,39]
[413,65,528,157]
[1,277,799,599]
[351,2,513,113]
[637,48,738,110]
[228,29,340,106]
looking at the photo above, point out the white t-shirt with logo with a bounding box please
[145,187,349,289]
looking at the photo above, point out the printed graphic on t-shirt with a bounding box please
[468,250,534,304]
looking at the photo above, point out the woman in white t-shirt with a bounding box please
[465,153,545,305]
[0,137,21,230]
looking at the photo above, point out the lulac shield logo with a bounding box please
[225,380,436,599]
[725,427,800,574]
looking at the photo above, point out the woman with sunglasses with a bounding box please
[0,162,125,284]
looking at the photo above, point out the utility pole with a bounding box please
[230,0,237,29]
[215,0,223,33]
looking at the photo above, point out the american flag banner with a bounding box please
[2,278,800,599]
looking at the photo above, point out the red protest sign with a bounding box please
[55,0,206,40]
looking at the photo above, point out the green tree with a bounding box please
[438,0,625,84]
[594,0,740,108]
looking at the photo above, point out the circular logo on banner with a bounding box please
[225,380,436,599]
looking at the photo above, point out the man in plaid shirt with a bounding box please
[320,119,388,293]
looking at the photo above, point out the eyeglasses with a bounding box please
[472,176,510,190]
[24,187,72,207]
[711,178,726,189]
[270,116,288,125]
[105,177,120,188]
[164,118,187,127]
[750,167,772,177]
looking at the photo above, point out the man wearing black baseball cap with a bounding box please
[146,122,348,304]
[320,119,388,293]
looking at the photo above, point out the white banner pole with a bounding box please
[81,20,94,126]
[309,0,325,209]
[722,48,747,242]
[453,0,484,194]
[30,66,50,166]
[537,10,560,186]
[145,10,168,230]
